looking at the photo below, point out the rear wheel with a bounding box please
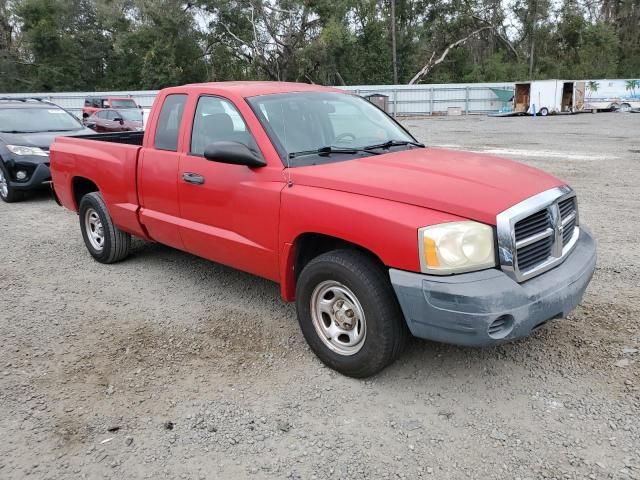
[539,107,549,116]
[0,164,23,203]
[620,103,632,112]
[79,192,131,263]
[295,250,408,378]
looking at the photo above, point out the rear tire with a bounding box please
[79,192,131,263]
[539,107,549,116]
[0,163,24,203]
[295,250,408,378]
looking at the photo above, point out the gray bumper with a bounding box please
[390,226,597,346]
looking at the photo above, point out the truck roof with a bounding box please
[166,81,343,98]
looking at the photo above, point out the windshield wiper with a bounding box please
[288,145,381,160]
[0,130,36,133]
[41,128,82,132]
[363,139,425,151]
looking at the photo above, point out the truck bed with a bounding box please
[70,131,144,146]
[49,133,148,239]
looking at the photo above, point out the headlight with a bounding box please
[419,221,496,274]
[6,145,49,157]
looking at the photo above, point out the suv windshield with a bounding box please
[110,99,137,108]
[0,107,83,133]
[247,92,419,166]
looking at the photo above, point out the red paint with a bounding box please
[50,82,566,301]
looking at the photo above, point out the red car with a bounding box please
[50,82,596,377]
[82,96,139,119]
[85,108,144,132]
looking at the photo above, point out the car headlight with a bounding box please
[6,145,49,157]
[419,221,496,274]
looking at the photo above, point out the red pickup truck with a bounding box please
[50,82,597,377]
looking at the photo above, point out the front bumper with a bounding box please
[4,160,51,190]
[390,226,597,346]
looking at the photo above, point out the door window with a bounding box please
[190,96,258,156]
[154,94,187,151]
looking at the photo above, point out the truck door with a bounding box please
[138,93,188,249]
[177,95,282,281]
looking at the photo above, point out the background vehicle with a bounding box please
[50,82,596,377]
[584,79,640,112]
[82,96,139,119]
[0,97,93,202]
[85,108,144,132]
[513,80,586,115]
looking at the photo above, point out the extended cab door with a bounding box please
[137,93,188,249]
[177,95,283,281]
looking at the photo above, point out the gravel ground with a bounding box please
[1,112,638,480]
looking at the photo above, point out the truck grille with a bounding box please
[496,186,580,282]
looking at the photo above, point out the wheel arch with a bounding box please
[71,176,100,211]
[280,232,388,302]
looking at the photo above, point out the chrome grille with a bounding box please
[496,186,580,282]
[559,197,577,246]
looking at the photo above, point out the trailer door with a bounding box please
[574,82,585,111]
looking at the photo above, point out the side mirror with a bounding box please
[203,141,266,168]
[114,117,124,124]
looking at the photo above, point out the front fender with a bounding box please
[278,185,464,301]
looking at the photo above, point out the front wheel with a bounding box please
[0,164,24,203]
[539,107,549,116]
[79,192,131,263]
[295,250,408,378]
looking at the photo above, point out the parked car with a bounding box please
[50,82,597,377]
[85,108,144,132]
[82,96,139,119]
[0,97,94,203]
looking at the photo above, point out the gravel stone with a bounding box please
[0,113,638,479]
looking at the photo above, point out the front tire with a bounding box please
[296,250,408,378]
[0,163,24,203]
[539,107,549,116]
[79,192,131,263]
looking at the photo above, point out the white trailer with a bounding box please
[584,79,640,111]
[513,80,586,116]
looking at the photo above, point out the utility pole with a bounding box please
[528,0,537,80]
[391,0,398,84]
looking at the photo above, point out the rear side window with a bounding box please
[154,94,187,151]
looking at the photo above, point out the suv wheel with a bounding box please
[296,250,408,378]
[0,164,23,203]
[79,192,131,263]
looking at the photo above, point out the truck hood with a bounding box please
[291,147,565,225]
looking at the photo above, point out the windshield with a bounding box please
[247,92,416,165]
[0,107,83,133]
[110,99,137,108]
[116,109,143,121]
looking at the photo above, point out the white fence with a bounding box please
[0,82,516,117]
[3,79,634,117]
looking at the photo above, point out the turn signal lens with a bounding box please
[419,221,496,274]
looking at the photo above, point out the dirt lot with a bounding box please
[1,112,638,480]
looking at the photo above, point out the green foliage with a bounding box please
[0,0,637,93]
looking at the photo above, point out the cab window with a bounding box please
[190,96,259,156]
[154,94,187,151]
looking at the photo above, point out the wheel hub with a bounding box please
[0,169,8,198]
[84,208,105,251]
[310,281,367,356]
[333,300,357,330]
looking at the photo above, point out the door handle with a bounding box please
[182,172,205,185]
